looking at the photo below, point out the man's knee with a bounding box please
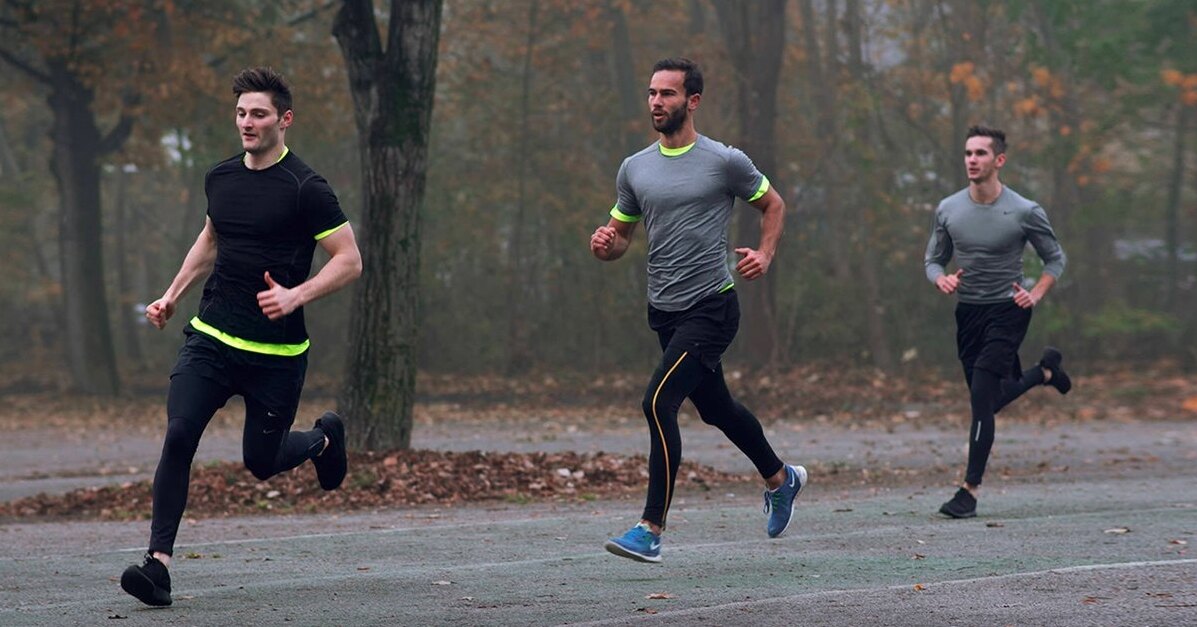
[641,393,658,421]
[243,455,277,481]
[162,417,203,459]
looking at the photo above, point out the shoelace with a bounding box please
[763,489,784,514]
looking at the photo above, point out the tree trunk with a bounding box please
[715,0,786,365]
[504,0,539,375]
[608,0,644,156]
[46,61,125,395]
[334,0,442,451]
[1164,104,1188,310]
[845,0,895,372]
[113,165,143,364]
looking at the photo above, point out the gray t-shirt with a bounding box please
[924,186,1066,304]
[611,135,769,311]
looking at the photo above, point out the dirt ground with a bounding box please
[2,369,1196,625]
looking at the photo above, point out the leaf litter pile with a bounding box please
[0,450,739,522]
[3,362,1195,522]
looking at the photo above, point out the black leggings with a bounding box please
[148,374,324,555]
[640,346,783,528]
[964,365,1045,486]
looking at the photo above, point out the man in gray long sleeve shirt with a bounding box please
[925,125,1072,519]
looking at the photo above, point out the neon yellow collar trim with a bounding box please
[243,145,289,167]
[659,141,696,157]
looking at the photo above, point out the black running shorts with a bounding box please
[955,300,1032,384]
[170,326,308,420]
[648,289,740,371]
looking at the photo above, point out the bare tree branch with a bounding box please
[98,111,135,155]
[0,45,49,83]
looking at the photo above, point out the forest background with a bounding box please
[1,0,1194,441]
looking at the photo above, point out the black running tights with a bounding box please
[640,346,784,528]
[964,366,1045,486]
[148,374,324,555]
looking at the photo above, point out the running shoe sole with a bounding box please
[120,565,172,606]
[603,539,662,563]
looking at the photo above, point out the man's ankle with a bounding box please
[151,551,171,568]
[641,520,663,535]
[1042,366,1052,383]
[963,484,980,498]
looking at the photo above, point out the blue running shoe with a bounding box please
[604,522,662,563]
[764,464,807,538]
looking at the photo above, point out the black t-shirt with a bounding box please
[195,150,348,345]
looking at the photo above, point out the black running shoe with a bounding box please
[1039,346,1072,395]
[120,553,172,606]
[312,411,347,490]
[939,487,977,519]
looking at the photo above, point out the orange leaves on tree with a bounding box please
[1031,66,1053,88]
[949,61,984,102]
[1160,68,1197,106]
[1014,96,1041,117]
[1161,69,1184,86]
[949,61,975,84]
[1182,396,1197,414]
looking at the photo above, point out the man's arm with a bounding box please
[924,206,960,294]
[257,224,363,321]
[1014,204,1066,308]
[734,187,785,280]
[590,218,637,261]
[145,218,218,329]
[1013,273,1055,309]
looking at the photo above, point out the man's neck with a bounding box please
[659,126,697,150]
[968,177,1003,205]
[244,143,287,171]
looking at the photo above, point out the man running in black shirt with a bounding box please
[120,67,362,606]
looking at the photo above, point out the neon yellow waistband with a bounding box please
[190,316,309,356]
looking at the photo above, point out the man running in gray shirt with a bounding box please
[925,125,1072,519]
[590,58,805,563]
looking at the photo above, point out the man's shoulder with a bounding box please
[937,188,971,211]
[206,153,245,178]
[623,142,660,166]
[691,134,743,160]
[999,186,1040,211]
[276,151,322,184]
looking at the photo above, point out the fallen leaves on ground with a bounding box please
[0,450,740,522]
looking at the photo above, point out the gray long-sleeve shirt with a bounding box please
[924,186,1066,304]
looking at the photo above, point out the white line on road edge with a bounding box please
[569,558,1197,626]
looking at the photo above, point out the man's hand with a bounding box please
[734,247,773,280]
[935,268,964,294]
[257,272,302,321]
[590,225,617,259]
[145,297,176,330]
[1012,281,1039,309]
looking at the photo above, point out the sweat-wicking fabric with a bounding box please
[926,184,1066,488]
[640,291,783,528]
[608,137,784,530]
[146,149,347,556]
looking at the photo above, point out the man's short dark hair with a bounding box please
[966,125,1006,155]
[233,67,293,115]
[652,58,703,96]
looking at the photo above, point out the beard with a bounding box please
[652,105,688,135]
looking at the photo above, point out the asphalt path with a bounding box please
[1,412,1195,625]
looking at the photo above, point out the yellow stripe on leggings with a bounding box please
[651,351,688,527]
